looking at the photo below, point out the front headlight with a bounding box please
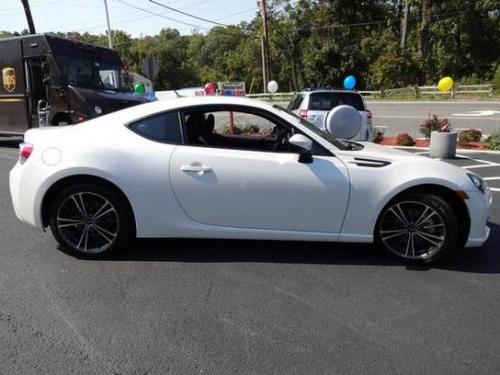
[467,173,486,194]
[94,105,103,115]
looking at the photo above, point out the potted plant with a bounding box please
[420,115,457,158]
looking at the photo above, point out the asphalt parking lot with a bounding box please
[1,139,500,375]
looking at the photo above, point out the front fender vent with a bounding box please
[349,157,391,168]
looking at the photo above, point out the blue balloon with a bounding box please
[343,75,357,90]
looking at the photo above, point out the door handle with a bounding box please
[181,164,212,174]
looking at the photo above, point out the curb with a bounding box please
[386,145,500,155]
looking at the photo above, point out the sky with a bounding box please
[1,0,259,36]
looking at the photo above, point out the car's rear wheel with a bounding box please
[49,184,133,258]
[375,193,458,264]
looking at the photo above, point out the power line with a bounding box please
[176,7,257,33]
[116,0,210,30]
[148,0,228,27]
[117,0,249,37]
[53,0,212,33]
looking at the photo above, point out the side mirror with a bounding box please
[288,134,313,164]
[41,61,50,75]
[288,133,312,151]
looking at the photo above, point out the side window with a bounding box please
[288,93,304,111]
[128,111,182,144]
[182,108,293,152]
[181,107,327,156]
[287,94,297,110]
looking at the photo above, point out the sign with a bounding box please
[2,67,16,93]
[140,55,160,81]
[217,81,246,96]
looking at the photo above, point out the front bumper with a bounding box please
[464,189,493,247]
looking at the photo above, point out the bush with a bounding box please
[221,125,241,135]
[372,128,385,143]
[458,129,482,144]
[241,124,260,134]
[419,115,451,138]
[396,133,415,146]
[492,65,500,92]
[485,130,500,151]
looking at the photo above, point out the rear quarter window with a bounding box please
[308,93,366,111]
[128,111,182,144]
[288,93,305,111]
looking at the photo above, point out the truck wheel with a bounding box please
[52,114,72,126]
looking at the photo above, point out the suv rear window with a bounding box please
[308,92,365,111]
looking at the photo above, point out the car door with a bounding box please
[169,106,350,234]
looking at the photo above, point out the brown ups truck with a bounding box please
[0,34,148,136]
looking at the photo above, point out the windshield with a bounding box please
[273,105,350,150]
[48,37,131,92]
[53,56,131,92]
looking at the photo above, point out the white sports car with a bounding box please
[10,96,492,263]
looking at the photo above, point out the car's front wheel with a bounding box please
[375,193,459,264]
[49,184,133,258]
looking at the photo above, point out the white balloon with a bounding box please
[267,80,278,93]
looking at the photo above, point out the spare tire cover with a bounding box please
[324,105,362,140]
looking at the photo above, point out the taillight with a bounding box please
[299,109,308,119]
[366,110,373,124]
[19,143,33,162]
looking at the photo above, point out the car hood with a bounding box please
[334,141,419,161]
[333,141,477,192]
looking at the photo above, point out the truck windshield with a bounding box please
[48,37,131,92]
[53,55,131,92]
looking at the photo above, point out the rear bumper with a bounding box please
[9,161,44,230]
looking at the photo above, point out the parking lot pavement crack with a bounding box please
[0,307,109,374]
[39,285,121,374]
[272,286,400,373]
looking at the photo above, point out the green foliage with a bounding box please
[372,128,385,144]
[241,125,260,134]
[419,115,451,138]
[220,125,242,135]
[458,129,482,144]
[493,65,500,93]
[396,133,415,146]
[485,130,500,151]
[1,0,498,91]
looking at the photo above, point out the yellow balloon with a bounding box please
[437,76,454,92]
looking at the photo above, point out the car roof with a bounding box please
[298,89,362,95]
[93,96,281,125]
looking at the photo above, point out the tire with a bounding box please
[375,193,459,264]
[49,184,133,259]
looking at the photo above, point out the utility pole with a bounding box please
[20,0,36,34]
[103,0,113,49]
[259,0,271,92]
[400,0,410,49]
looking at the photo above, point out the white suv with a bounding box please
[287,89,373,141]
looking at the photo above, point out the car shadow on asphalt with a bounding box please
[109,222,500,274]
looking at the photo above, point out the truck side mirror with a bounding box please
[41,62,50,85]
[41,61,49,75]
